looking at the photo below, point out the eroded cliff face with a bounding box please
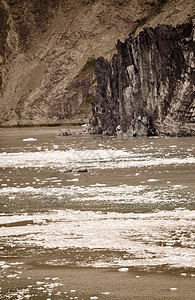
[0,0,164,126]
[0,0,194,126]
[89,20,195,136]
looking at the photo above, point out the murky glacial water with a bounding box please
[0,126,195,299]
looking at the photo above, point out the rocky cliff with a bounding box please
[0,0,194,128]
[89,20,195,136]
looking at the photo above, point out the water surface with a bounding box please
[0,126,195,299]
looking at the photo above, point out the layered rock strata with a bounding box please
[89,20,195,136]
[0,0,194,127]
[0,0,163,126]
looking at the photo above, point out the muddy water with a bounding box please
[0,126,195,299]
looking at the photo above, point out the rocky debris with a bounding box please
[56,129,72,136]
[81,123,90,134]
[89,20,195,137]
[57,168,73,173]
[76,168,88,173]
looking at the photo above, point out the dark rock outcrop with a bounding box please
[89,20,195,136]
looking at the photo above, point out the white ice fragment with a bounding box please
[136,276,140,278]
[180,273,187,276]
[1,264,10,269]
[118,267,129,272]
[169,145,177,148]
[172,185,182,188]
[101,292,110,295]
[90,297,99,300]
[147,179,158,182]
[66,178,79,182]
[36,281,45,285]
[23,138,37,142]
[70,289,76,293]
[7,274,17,278]
[170,288,177,291]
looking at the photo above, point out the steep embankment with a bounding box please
[0,0,194,127]
[89,20,195,136]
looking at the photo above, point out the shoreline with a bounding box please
[0,122,86,129]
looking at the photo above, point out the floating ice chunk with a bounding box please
[101,292,111,295]
[51,180,62,183]
[118,267,129,272]
[180,273,187,276]
[147,179,159,182]
[172,185,182,188]
[36,281,45,285]
[23,138,37,141]
[1,264,10,269]
[70,289,76,292]
[90,297,99,300]
[7,274,17,278]
[67,178,79,182]
[90,183,106,187]
[170,288,177,291]
[169,145,177,148]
